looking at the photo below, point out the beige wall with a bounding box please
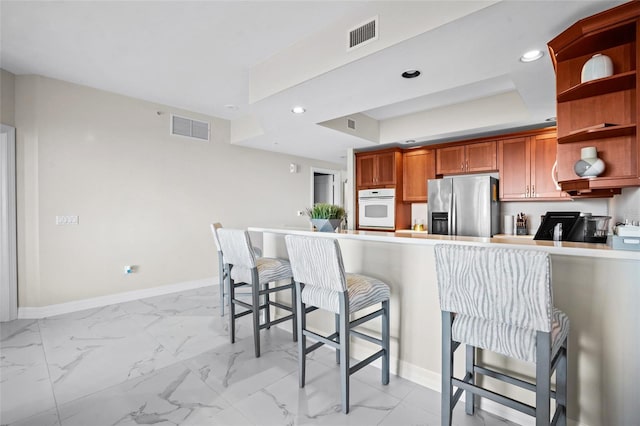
[0,69,15,126]
[14,75,343,307]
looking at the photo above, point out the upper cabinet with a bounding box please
[498,130,567,201]
[356,150,401,188]
[436,141,497,175]
[402,148,436,202]
[548,1,640,197]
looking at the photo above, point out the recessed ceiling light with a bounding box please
[401,69,421,79]
[291,106,306,114]
[520,50,543,62]
[404,139,416,144]
[224,104,239,111]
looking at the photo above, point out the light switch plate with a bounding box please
[56,215,79,225]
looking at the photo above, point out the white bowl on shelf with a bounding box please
[581,54,613,83]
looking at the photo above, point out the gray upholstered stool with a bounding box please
[216,228,295,357]
[285,235,390,414]
[434,244,569,426]
[210,223,262,317]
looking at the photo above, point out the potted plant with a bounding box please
[305,203,346,232]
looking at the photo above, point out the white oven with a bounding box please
[358,188,395,229]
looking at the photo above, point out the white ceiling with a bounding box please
[0,0,625,165]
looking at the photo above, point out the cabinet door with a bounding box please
[436,146,465,175]
[498,137,530,199]
[376,152,397,185]
[466,141,497,172]
[531,133,566,199]
[356,154,376,187]
[402,149,435,202]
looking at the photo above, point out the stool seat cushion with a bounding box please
[301,273,390,314]
[451,308,570,363]
[230,257,292,285]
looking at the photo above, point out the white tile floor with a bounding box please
[0,285,519,426]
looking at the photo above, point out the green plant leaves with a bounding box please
[305,203,346,219]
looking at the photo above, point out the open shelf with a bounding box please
[557,71,636,102]
[557,123,636,144]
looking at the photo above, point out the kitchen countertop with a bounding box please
[249,227,640,261]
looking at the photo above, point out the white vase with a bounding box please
[581,54,613,83]
[574,146,605,177]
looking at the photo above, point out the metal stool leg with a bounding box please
[382,300,390,385]
[295,281,306,387]
[466,345,475,415]
[252,271,261,358]
[339,297,350,414]
[291,278,297,343]
[228,271,236,344]
[264,282,271,329]
[556,338,568,426]
[335,313,340,364]
[442,311,454,426]
[535,331,551,426]
[219,257,226,317]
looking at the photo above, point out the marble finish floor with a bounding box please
[1,285,518,426]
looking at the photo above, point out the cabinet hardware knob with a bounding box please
[532,185,535,197]
[525,185,529,197]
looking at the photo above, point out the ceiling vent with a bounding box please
[171,114,210,141]
[347,119,356,130]
[347,16,378,51]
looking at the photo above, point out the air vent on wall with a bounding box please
[347,16,378,51]
[347,119,356,130]
[171,114,210,141]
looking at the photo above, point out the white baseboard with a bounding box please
[18,277,216,319]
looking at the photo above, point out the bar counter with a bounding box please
[250,226,640,426]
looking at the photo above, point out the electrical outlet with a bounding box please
[56,215,79,225]
[297,210,304,217]
[124,265,133,274]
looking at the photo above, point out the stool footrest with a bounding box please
[452,378,536,417]
[350,329,382,346]
[551,404,565,426]
[305,332,339,355]
[233,308,253,319]
[260,283,293,295]
[349,349,384,376]
[260,313,293,329]
[474,365,557,400]
[350,308,383,329]
[303,329,339,350]
[269,301,293,312]
[233,299,254,311]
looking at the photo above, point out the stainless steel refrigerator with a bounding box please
[427,176,499,237]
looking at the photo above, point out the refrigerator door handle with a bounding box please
[452,193,457,236]
[448,195,453,235]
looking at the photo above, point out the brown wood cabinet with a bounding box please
[548,1,640,197]
[498,131,567,201]
[402,148,435,202]
[436,141,497,175]
[356,151,398,188]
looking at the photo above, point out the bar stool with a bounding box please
[285,235,390,414]
[216,228,296,357]
[434,244,569,426]
[209,223,262,316]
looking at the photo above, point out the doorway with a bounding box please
[1,124,17,321]
[310,167,342,207]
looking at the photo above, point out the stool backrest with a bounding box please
[434,244,552,332]
[210,223,223,253]
[285,235,347,292]
[217,228,257,269]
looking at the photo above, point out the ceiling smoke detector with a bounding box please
[291,106,306,114]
